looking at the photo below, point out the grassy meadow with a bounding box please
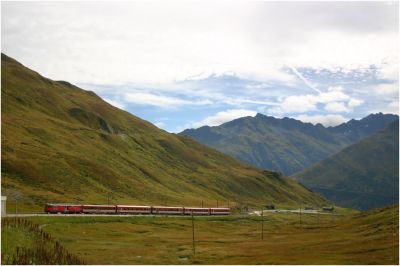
[3,205,396,265]
[1,218,84,264]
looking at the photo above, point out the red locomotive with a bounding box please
[44,203,230,215]
[44,203,83,214]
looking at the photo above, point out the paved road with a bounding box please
[252,209,338,216]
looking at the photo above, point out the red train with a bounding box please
[44,203,230,215]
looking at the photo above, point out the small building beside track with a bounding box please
[1,196,7,216]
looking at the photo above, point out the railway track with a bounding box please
[3,213,232,218]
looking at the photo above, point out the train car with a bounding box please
[151,206,184,215]
[184,207,210,215]
[210,208,230,215]
[116,205,151,215]
[45,203,83,214]
[44,203,231,216]
[82,204,116,214]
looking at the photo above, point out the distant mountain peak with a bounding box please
[255,113,265,118]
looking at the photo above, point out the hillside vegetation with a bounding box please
[1,54,326,211]
[293,120,399,210]
[180,113,398,175]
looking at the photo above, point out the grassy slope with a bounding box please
[23,205,399,264]
[293,120,399,210]
[1,218,84,264]
[1,53,326,211]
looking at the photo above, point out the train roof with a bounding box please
[45,203,81,206]
[116,205,151,208]
[82,204,116,207]
[152,206,184,208]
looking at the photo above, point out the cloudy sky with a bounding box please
[2,1,399,132]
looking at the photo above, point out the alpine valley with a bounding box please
[1,54,326,211]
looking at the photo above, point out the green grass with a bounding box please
[1,53,327,212]
[1,218,84,264]
[18,205,399,265]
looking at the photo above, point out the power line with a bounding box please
[191,211,195,255]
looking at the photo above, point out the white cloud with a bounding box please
[2,1,397,130]
[317,87,350,103]
[270,87,359,114]
[124,92,212,107]
[285,31,398,74]
[274,95,317,113]
[377,62,399,81]
[190,109,257,128]
[348,98,364,108]
[2,2,397,86]
[221,98,280,106]
[324,102,349,113]
[294,114,348,127]
[374,83,399,95]
[370,100,399,115]
[387,101,399,114]
[103,98,125,110]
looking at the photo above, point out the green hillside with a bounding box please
[1,54,326,211]
[180,113,398,176]
[293,120,399,210]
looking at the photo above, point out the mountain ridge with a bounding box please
[180,112,398,175]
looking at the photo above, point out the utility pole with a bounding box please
[299,204,302,228]
[191,211,195,255]
[261,209,264,240]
